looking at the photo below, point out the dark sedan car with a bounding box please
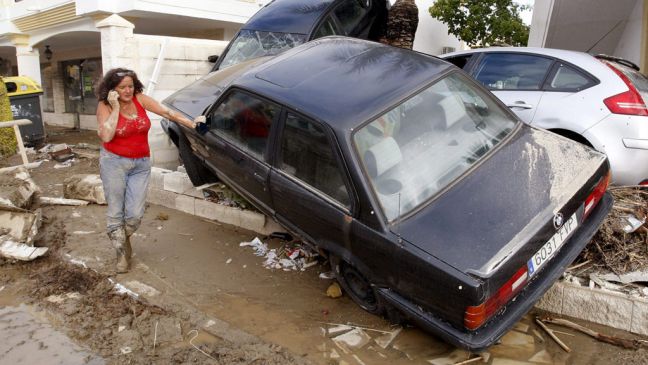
[162,37,612,350]
[210,0,387,71]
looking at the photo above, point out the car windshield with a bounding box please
[218,30,307,69]
[354,72,518,222]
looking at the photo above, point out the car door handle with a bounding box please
[253,172,266,183]
[507,101,534,109]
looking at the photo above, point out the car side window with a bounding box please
[473,53,553,90]
[278,113,351,208]
[334,0,367,35]
[546,63,593,91]
[444,55,473,70]
[209,91,279,159]
[313,16,339,39]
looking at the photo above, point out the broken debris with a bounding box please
[0,236,48,261]
[63,174,106,204]
[239,236,320,271]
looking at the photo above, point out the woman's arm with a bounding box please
[96,90,120,142]
[137,93,196,129]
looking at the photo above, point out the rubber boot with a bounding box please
[108,228,129,273]
[124,225,135,267]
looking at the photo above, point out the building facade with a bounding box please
[529,0,648,72]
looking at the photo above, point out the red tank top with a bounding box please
[103,95,151,158]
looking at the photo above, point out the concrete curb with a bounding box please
[535,280,648,336]
[146,167,283,236]
[149,168,648,337]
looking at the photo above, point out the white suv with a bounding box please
[441,47,648,186]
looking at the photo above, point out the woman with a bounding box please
[96,68,199,273]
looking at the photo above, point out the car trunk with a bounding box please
[395,126,607,288]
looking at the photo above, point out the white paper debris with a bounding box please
[123,280,160,297]
[0,240,48,261]
[54,160,75,169]
[623,215,645,233]
[226,258,232,264]
[72,231,95,235]
[332,328,371,349]
[39,197,90,206]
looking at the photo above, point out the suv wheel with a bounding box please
[178,135,217,186]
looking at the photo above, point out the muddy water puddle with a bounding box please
[0,303,104,365]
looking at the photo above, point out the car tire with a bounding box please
[332,256,384,315]
[178,135,217,186]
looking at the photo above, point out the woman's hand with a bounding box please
[194,115,208,135]
[107,90,120,109]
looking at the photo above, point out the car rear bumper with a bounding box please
[377,192,613,351]
[584,115,648,185]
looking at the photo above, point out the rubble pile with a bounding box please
[576,186,648,275]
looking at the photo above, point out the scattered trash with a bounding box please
[71,211,81,218]
[110,279,140,299]
[535,317,571,353]
[332,328,372,349]
[623,215,645,233]
[240,236,320,271]
[327,324,353,337]
[541,316,645,350]
[49,146,76,162]
[0,166,40,210]
[374,327,402,349]
[39,197,89,206]
[326,282,342,298]
[319,271,335,280]
[72,231,95,235]
[155,212,169,221]
[0,237,48,261]
[226,258,232,264]
[63,174,106,204]
[45,292,82,304]
[123,280,160,297]
[120,347,133,355]
[0,286,5,292]
[54,159,75,169]
[205,320,216,327]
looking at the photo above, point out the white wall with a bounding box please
[614,0,643,65]
[412,0,464,55]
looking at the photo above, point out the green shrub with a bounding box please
[0,77,16,157]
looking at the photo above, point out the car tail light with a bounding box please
[464,266,528,330]
[603,63,648,116]
[641,179,648,186]
[583,172,611,220]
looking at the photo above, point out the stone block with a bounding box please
[194,199,240,226]
[534,282,564,314]
[562,285,633,331]
[174,195,195,215]
[630,299,648,336]
[63,174,106,204]
[163,171,193,194]
[0,211,37,242]
[146,188,177,209]
[239,210,265,233]
[150,167,172,190]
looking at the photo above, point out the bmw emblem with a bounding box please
[553,213,564,229]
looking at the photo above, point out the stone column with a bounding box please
[10,35,42,85]
[95,14,136,73]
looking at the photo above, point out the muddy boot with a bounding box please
[124,225,135,267]
[108,228,129,273]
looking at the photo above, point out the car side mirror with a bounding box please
[208,55,219,63]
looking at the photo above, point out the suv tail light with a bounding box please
[583,172,611,220]
[464,266,528,330]
[603,63,648,116]
[640,179,648,186]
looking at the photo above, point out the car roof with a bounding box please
[243,0,338,34]
[231,37,452,133]
[443,47,603,69]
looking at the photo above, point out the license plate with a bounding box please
[527,214,578,277]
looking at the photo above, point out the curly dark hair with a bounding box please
[95,68,144,105]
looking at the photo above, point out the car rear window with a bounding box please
[354,72,518,221]
[218,30,307,69]
[611,62,648,103]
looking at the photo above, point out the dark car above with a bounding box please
[210,0,387,71]
[162,37,612,350]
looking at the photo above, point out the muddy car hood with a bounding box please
[395,126,607,278]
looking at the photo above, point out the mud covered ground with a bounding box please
[1,127,648,365]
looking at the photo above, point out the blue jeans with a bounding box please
[99,148,151,235]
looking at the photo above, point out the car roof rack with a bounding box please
[594,54,640,71]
